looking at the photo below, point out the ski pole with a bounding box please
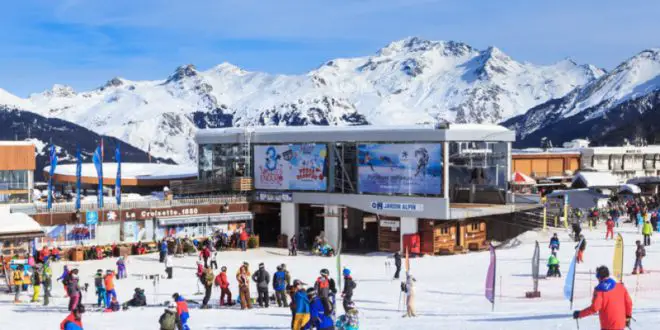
[576,318,580,330]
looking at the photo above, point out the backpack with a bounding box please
[274,272,286,290]
[160,311,176,330]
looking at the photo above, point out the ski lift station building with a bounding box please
[194,124,535,255]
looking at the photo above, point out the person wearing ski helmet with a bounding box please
[314,268,337,315]
[172,293,190,330]
[214,266,232,306]
[307,286,334,330]
[342,268,356,313]
[573,266,632,330]
[292,286,311,330]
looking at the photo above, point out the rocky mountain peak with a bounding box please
[378,37,474,58]
[166,64,199,83]
[39,84,76,98]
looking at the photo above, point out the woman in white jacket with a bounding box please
[404,271,416,317]
[165,255,174,279]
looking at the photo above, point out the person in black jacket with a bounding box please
[341,268,356,313]
[252,263,270,308]
[393,252,402,279]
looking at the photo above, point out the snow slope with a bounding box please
[505,49,660,143]
[0,37,603,165]
[2,223,659,329]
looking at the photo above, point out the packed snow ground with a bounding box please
[2,223,660,329]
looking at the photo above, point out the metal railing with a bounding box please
[13,195,249,214]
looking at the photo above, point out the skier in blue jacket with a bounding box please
[307,289,334,330]
[273,266,289,307]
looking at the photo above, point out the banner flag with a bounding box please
[92,146,104,208]
[47,145,58,210]
[115,143,122,206]
[75,146,82,210]
[613,233,624,283]
[485,243,497,309]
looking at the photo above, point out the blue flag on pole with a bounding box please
[564,238,582,309]
[47,145,58,210]
[75,145,82,210]
[115,143,121,206]
[92,145,104,208]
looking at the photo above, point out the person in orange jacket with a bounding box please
[239,229,249,251]
[574,266,632,330]
[214,266,233,306]
[104,270,117,307]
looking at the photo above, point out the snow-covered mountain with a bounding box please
[504,49,660,147]
[0,106,172,179]
[0,37,605,164]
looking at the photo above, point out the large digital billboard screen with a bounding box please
[358,143,443,195]
[254,143,328,191]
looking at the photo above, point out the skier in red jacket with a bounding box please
[214,266,233,306]
[574,266,632,330]
[605,218,615,240]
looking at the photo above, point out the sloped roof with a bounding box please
[572,172,620,188]
[0,212,44,239]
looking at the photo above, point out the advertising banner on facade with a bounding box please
[254,143,328,191]
[358,143,443,195]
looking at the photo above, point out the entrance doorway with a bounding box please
[252,203,281,247]
[298,204,325,250]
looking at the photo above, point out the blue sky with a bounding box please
[1,0,658,96]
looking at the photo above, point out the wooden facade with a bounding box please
[512,153,580,179]
[417,218,488,255]
[46,173,196,187]
[0,144,36,170]
[377,217,400,252]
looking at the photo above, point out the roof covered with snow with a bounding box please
[44,163,197,181]
[572,171,621,188]
[0,212,44,238]
[0,141,36,146]
[512,147,582,155]
[196,124,515,145]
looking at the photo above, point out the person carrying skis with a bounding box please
[292,286,311,330]
[273,265,288,307]
[315,268,336,316]
[214,266,232,306]
[159,308,177,330]
[336,302,359,330]
[393,252,402,279]
[12,265,24,303]
[403,271,416,318]
[642,220,653,246]
[307,288,335,330]
[67,269,82,312]
[199,244,211,268]
[172,293,190,330]
[104,270,117,307]
[60,305,84,330]
[546,252,561,278]
[116,257,127,279]
[165,254,174,279]
[252,262,271,308]
[43,261,53,306]
[548,233,560,253]
[341,268,356,313]
[237,262,253,309]
[576,235,586,264]
[201,266,215,309]
[606,217,615,240]
[632,240,646,275]
[573,266,632,330]
[31,264,42,302]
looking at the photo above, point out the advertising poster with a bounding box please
[42,225,67,246]
[254,143,328,191]
[358,143,443,195]
[66,224,96,244]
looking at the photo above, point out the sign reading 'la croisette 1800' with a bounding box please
[254,143,328,191]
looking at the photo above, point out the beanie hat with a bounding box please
[343,268,351,277]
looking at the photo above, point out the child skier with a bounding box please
[159,308,177,330]
[642,220,653,246]
[104,295,120,312]
[43,262,52,306]
[315,268,337,316]
[342,268,357,313]
[632,240,646,274]
[307,288,334,330]
[336,302,359,330]
[576,235,586,263]
[214,266,232,306]
[546,252,561,277]
[12,265,24,303]
[60,305,84,330]
[94,269,106,307]
[173,293,190,330]
[58,265,70,296]
[549,233,560,253]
